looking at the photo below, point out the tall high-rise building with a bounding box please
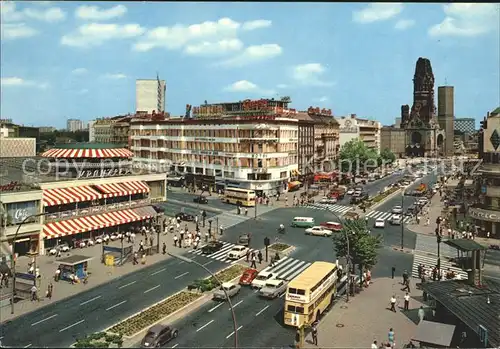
[67,119,84,132]
[437,86,455,156]
[136,78,166,114]
[455,117,476,134]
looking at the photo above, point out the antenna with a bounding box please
[445,77,448,85]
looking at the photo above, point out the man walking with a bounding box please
[311,324,318,346]
[391,266,396,279]
[402,270,408,285]
[418,306,425,324]
[403,292,410,311]
[389,295,397,312]
[257,250,263,264]
[162,242,167,254]
[402,278,411,293]
[250,253,257,269]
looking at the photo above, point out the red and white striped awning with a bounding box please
[41,148,133,159]
[94,181,150,197]
[43,186,103,207]
[42,206,157,239]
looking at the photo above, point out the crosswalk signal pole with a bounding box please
[401,190,405,249]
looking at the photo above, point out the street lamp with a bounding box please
[167,253,239,348]
[400,189,405,249]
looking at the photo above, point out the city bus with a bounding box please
[223,188,256,207]
[283,261,338,328]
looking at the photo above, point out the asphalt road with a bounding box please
[158,201,218,220]
[166,190,235,212]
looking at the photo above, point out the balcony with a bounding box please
[252,168,268,173]
[44,198,152,223]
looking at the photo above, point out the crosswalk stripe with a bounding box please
[282,262,311,281]
[272,259,303,275]
[412,254,468,279]
[259,256,289,274]
[365,210,414,224]
[365,211,378,218]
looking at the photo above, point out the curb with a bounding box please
[269,244,296,256]
[391,246,414,254]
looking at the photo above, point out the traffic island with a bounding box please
[73,332,123,348]
[363,187,401,210]
[268,243,295,255]
[187,264,247,292]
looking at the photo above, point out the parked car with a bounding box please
[320,221,342,232]
[193,196,208,204]
[239,268,258,285]
[227,245,249,260]
[374,218,385,228]
[141,324,178,348]
[259,279,288,299]
[201,241,224,254]
[238,234,250,247]
[346,188,355,195]
[213,282,241,300]
[175,212,195,222]
[252,270,275,289]
[305,226,333,237]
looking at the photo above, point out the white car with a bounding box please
[319,197,337,204]
[418,198,429,206]
[353,190,362,197]
[390,214,402,225]
[374,218,385,228]
[305,226,333,237]
[227,245,249,260]
[251,271,275,289]
[391,206,403,214]
[346,189,355,195]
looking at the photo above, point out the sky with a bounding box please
[1,2,499,129]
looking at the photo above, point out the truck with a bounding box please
[328,186,346,200]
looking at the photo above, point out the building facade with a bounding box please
[380,126,406,158]
[136,79,166,114]
[0,138,36,158]
[88,120,96,142]
[297,114,315,178]
[67,119,84,132]
[336,114,381,153]
[437,86,455,156]
[131,100,299,195]
[91,115,133,146]
[455,118,476,134]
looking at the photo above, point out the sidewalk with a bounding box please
[304,277,424,348]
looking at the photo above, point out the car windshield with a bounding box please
[265,283,279,289]
[256,275,268,280]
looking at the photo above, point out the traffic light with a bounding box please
[437,235,442,244]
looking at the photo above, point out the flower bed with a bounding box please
[364,187,400,208]
[108,291,201,337]
[269,243,291,252]
[74,332,123,348]
[187,264,247,292]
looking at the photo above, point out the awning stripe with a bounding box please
[43,186,102,207]
[41,148,133,159]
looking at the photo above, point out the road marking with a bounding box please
[196,319,214,332]
[59,319,85,332]
[118,281,136,289]
[253,289,259,293]
[171,344,179,348]
[225,325,243,339]
[151,268,166,276]
[255,305,269,316]
[144,285,160,294]
[24,344,32,348]
[106,300,127,311]
[177,261,185,265]
[79,295,101,306]
[202,261,213,266]
[232,300,243,308]
[31,314,58,326]
[174,271,189,279]
[208,302,224,313]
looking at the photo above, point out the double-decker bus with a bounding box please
[223,187,256,207]
[284,261,338,328]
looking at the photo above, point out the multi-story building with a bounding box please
[437,86,455,156]
[380,126,406,158]
[38,126,57,133]
[131,98,299,195]
[471,107,500,239]
[92,115,133,146]
[296,114,315,179]
[455,118,476,134]
[0,121,41,152]
[336,114,381,153]
[136,79,166,114]
[67,119,84,132]
[88,120,96,142]
[0,138,36,158]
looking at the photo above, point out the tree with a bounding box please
[332,219,382,286]
[380,148,396,164]
[339,139,380,173]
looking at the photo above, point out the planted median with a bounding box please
[187,264,247,292]
[363,187,400,209]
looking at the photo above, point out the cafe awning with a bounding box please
[288,181,301,188]
[41,148,133,159]
[94,181,150,197]
[43,186,103,207]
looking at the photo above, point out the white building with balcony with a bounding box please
[336,114,381,153]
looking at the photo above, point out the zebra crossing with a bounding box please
[412,253,468,280]
[258,256,312,281]
[365,210,412,223]
[187,241,259,264]
[302,203,353,214]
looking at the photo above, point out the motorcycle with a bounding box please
[277,226,286,234]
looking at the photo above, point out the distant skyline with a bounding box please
[1,2,498,128]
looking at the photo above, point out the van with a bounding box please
[291,217,315,228]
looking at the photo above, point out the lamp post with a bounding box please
[10,212,47,315]
[168,253,239,348]
[400,189,405,249]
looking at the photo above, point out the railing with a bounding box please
[44,198,152,223]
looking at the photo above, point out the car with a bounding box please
[353,190,362,197]
[252,271,275,289]
[213,282,241,300]
[175,212,195,222]
[238,234,250,247]
[320,221,343,232]
[390,214,402,225]
[391,206,403,214]
[374,218,385,228]
[259,279,288,299]
[239,268,258,285]
[305,226,333,237]
[141,324,178,348]
[417,198,429,206]
[201,240,224,254]
[319,197,337,204]
[193,196,208,204]
[227,245,249,260]
[346,188,355,195]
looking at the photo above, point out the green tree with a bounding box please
[380,148,396,164]
[339,139,380,173]
[332,219,382,286]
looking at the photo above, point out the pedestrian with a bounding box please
[54,268,61,282]
[388,328,395,348]
[31,285,38,301]
[418,306,425,323]
[46,282,53,300]
[138,240,144,252]
[294,329,301,349]
[389,295,397,312]
[403,292,410,311]
[162,242,167,254]
[250,254,257,268]
[246,250,250,262]
[391,266,395,279]
[173,235,178,247]
[371,341,378,349]
[402,270,408,285]
[133,252,138,265]
[402,278,411,292]
[311,324,318,346]
[257,250,263,264]
[149,236,154,247]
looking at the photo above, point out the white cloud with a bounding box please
[224,80,275,95]
[314,96,329,103]
[75,5,127,21]
[184,39,243,56]
[1,77,48,88]
[61,23,146,48]
[71,68,88,75]
[1,23,38,39]
[242,20,272,30]
[394,19,415,30]
[219,44,282,67]
[429,4,499,37]
[353,3,404,23]
[1,2,66,23]
[102,73,127,79]
[291,63,334,86]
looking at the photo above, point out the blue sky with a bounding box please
[1,2,499,128]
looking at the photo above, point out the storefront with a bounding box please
[468,207,500,238]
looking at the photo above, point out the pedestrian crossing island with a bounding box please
[365,210,413,223]
[412,253,468,280]
[302,203,353,214]
[187,241,259,264]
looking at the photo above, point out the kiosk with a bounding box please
[56,255,92,282]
